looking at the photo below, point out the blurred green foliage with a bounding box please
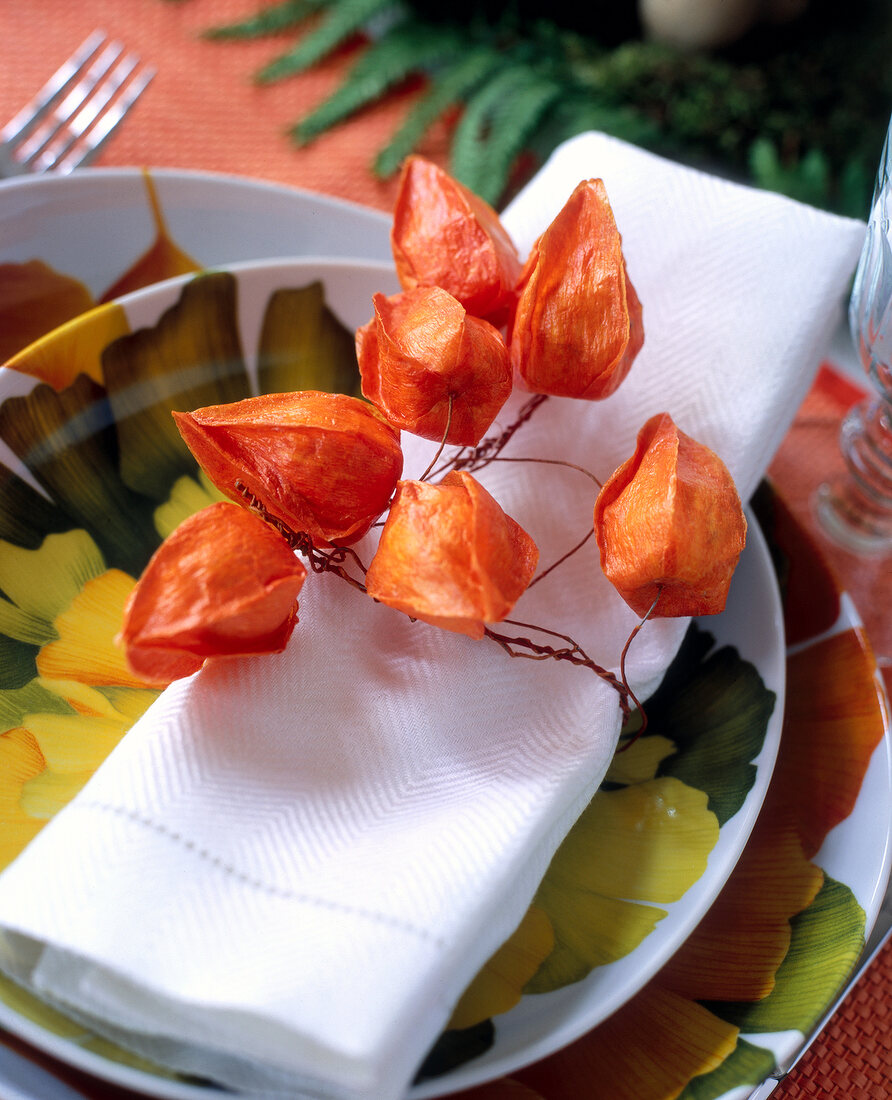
[205,0,891,214]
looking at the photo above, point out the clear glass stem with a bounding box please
[815,393,892,554]
[815,112,892,556]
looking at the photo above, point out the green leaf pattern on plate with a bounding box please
[0,271,365,1081]
[706,876,866,1034]
[680,1037,777,1100]
[0,262,884,1100]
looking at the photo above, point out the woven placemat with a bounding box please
[0,0,446,212]
[768,369,892,1097]
[772,937,892,1098]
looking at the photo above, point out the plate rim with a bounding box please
[0,164,392,226]
[0,174,889,1100]
[0,255,786,1099]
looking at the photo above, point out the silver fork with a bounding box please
[0,30,154,178]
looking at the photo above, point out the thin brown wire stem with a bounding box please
[500,617,583,648]
[458,393,549,473]
[529,528,595,588]
[232,477,654,734]
[486,455,603,489]
[429,393,550,481]
[328,543,369,577]
[484,618,630,720]
[233,480,368,592]
[419,394,454,482]
[615,587,663,752]
[428,446,470,482]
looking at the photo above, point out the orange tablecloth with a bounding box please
[1,3,890,1098]
[1,0,439,210]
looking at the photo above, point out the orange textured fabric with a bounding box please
[0,0,452,212]
[772,937,892,1100]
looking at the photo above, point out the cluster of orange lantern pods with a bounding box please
[120,157,747,700]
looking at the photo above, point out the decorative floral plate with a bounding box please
[0,167,391,350]
[0,171,888,1100]
[489,484,892,1100]
[0,253,788,1097]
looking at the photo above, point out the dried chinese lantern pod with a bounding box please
[510,178,644,400]
[173,391,403,547]
[356,286,513,446]
[391,156,523,326]
[594,413,747,617]
[366,471,539,639]
[120,501,307,684]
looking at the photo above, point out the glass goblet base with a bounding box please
[814,479,892,555]
[814,395,892,556]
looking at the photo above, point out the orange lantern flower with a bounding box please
[172,391,403,546]
[510,178,644,401]
[365,471,539,639]
[594,413,747,617]
[391,156,523,326]
[120,501,307,684]
[356,287,512,446]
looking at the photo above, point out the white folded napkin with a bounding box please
[0,133,865,1100]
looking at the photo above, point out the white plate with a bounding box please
[4,171,887,1100]
[0,167,392,299]
[417,498,787,1095]
[0,252,785,1098]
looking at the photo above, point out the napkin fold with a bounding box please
[0,133,865,1100]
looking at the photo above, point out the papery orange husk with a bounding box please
[173,391,403,547]
[356,287,512,446]
[510,178,643,400]
[119,501,307,684]
[594,413,747,617]
[391,156,523,326]
[365,471,539,639]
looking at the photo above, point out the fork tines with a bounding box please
[0,30,154,176]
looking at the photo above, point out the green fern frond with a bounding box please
[373,45,506,178]
[293,20,466,143]
[255,0,399,83]
[749,138,832,209]
[838,157,873,220]
[536,97,662,157]
[203,0,327,40]
[451,68,563,202]
[202,0,891,215]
